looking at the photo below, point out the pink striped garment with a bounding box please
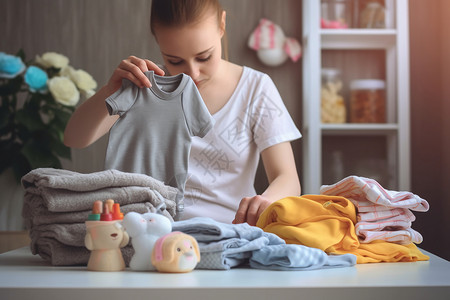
[320,176,429,245]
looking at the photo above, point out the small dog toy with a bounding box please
[152,231,200,273]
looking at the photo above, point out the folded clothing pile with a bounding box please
[172,217,356,271]
[21,168,179,266]
[256,179,430,264]
[320,176,429,245]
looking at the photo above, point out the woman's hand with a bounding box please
[105,56,165,95]
[232,195,273,226]
[232,142,301,227]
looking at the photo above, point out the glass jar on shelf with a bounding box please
[321,68,346,124]
[355,0,395,29]
[321,0,352,29]
[358,0,386,28]
[350,79,386,123]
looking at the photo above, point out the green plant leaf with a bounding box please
[11,152,32,182]
[0,75,23,96]
[15,107,46,131]
[21,138,62,170]
[0,140,25,179]
[0,141,14,173]
[51,138,71,159]
[16,48,26,62]
[0,98,11,129]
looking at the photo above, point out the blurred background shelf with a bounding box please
[302,0,410,193]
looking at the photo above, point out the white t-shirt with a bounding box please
[181,66,301,223]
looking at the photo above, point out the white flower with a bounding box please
[71,69,97,91]
[48,76,80,106]
[60,65,97,92]
[36,52,69,69]
[60,65,76,78]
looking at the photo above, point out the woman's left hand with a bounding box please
[232,195,272,226]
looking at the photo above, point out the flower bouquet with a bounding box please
[0,50,97,182]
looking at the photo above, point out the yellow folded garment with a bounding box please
[256,195,429,263]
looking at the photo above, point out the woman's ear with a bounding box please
[220,10,226,37]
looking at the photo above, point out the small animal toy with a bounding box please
[151,231,200,273]
[84,200,129,272]
[122,211,172,271]
[84,221,129,271]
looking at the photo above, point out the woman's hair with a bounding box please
[150,0,228,60]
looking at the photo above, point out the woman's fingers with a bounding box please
[107,56,165,95]
[119,56,152,88]
[145,59,165,76]
[233,195,270,226]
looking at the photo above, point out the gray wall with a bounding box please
[1,0,449,260]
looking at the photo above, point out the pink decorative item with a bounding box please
[248,18,301,66]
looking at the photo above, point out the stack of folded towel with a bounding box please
[21,168,179,266]
[173,217,356,271]
[320,176,429,245]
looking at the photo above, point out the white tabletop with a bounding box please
[1,247,449,300]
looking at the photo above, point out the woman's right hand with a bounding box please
[106,56,165,94]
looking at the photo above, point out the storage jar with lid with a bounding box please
[321,0,352,29]
[350,79,386,123]
[321,68,346,123]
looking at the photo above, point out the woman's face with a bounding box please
[154,11,225,90]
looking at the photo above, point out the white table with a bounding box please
[1,247,449,300]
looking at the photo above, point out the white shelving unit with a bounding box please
[301,0,410,194]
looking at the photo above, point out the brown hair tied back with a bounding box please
[150,0,228,60]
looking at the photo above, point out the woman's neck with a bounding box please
[199,60,243,115]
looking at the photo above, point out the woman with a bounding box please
[64,0,301,225]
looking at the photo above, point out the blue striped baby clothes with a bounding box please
[172,217,284,269]
[250,244,357,271]
[172,217,284,243]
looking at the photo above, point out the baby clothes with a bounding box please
[256,195,429,264]
[172,217,356,270]
[105,71,214,217]
[320,176,429,211]
[172,216,284,269]
[355,212,423,244]
[320,176,429,244]
[182,66,301,223]
[250,244,356,271]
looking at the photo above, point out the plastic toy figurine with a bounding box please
[84,220,129,271]
[151,231,200,273]
[122,211,172,271]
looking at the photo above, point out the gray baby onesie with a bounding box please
[105,71,214,217]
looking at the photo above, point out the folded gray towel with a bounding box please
[22,168,179,195]
[21,168,179,215]
[32,237,134,266]
[24,202,158,226]
[30,223,88,247]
